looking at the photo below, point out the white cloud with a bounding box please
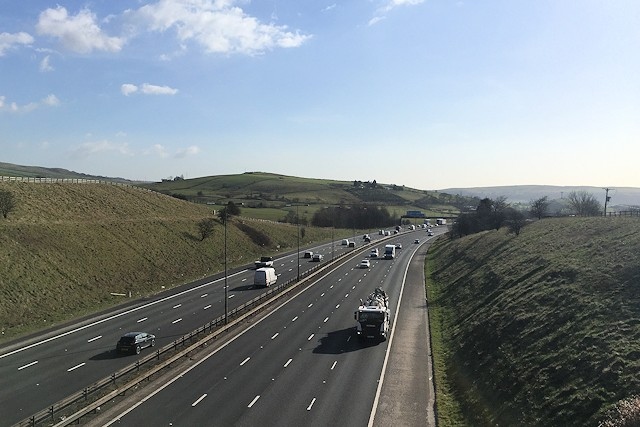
[0,31,34,56]
[174,145,200,158]
[148,144,170,158]
[381,0,425,12]
[42,94,60,106]
[39,55,54,72]
[69,140,133,159]
[0,94,60,113]
[141,83,178,95]
[36,6,125,54]
[121,83,178,96]
[133,0,311,55]
[121,84,139,96]
[368,16,386,26]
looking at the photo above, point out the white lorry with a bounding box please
[436,218,447,225]
[354,288,390,340]
[254,267,277,287]
[383,244,396,260]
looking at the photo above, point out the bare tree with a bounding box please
[566,191,602,216]
[0,190,16,219]
[197,218,216,241]
[506,208,526,236]
[530,196,550,219]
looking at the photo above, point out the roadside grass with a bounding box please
[427,217,640,426]
[425,243,467,426]
[0,182,356,343]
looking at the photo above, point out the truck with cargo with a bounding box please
[354,288,390,340]
[383,244,396,260]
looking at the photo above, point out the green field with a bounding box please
[0,181,358,342]
[427,217,640,426]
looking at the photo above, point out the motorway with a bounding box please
[90,228,442,426]
[0,226,436,426]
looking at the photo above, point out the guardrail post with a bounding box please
[136,360,140,372]
[111,373,116,385]
[50,405,54,421]
[30,415,35,426]
[83,387,88,401]
[157,349,160,360]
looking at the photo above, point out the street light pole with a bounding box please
[224,209,228,324]
[297,204,300,282]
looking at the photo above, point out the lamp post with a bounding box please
[223,208,228,324]
[297,204,300,281]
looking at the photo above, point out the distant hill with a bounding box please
[0,161,137,183]
[441,185,640,209]
[142,171,470,220]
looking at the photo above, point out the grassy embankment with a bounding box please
[0,182,355,343]
[427,217,640,426]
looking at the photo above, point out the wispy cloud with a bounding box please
[69,140,134,159]
[121,83,179,96]
[381,0,425,12]
[36,6,125,54]
[0,94,60,113]
[370,0,424,26]
[174,145,200,158]
[132,0,311,55]
[0,31,34,56]
[39,55,54,72]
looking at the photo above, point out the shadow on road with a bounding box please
[312,328,382,354]
[230,284,260,291]
[89,349,122,360]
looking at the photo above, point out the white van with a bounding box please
[254,267,277,287]
[341,239,349,245]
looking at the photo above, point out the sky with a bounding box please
[1,1,639,190]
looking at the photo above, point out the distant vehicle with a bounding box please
[312,253,323,262]
[428,232,434,236]
[378,230,384,235]
[384,244,396,259]
[254,267,277,287]
[408,225,415,230]
[384,231,391,236]
[363,234,370,240]
[364,236,371,243]
[427,228,432,233]
[254,256,274,268]
[116,332,156,355]
[393,230,399,234]
[414,239,420,244]
[436,218,447,225]
[348,241,356,248]
[370,248,379,257]
[341,239,349,245]
[395,243,402,249]
[354,288,390,340]
[359,259,371,268]
[395,225,401,231]
[303,250,313,258]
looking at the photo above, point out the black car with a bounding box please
[116,332,156,355]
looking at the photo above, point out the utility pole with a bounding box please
[603,188,612,216]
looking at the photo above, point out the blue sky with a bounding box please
[1,1,638,189]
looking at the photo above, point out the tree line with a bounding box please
[450,190,604,239]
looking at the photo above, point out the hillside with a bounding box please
[143,171,467,221]
[428,217,640,425]
[0,181,345,342]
